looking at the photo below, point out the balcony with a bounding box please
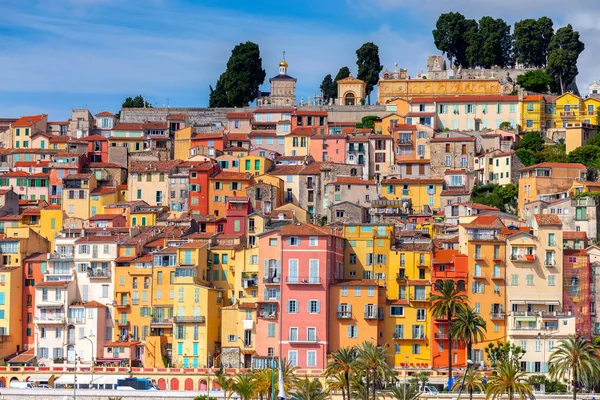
[396,274,408,282]
[510,311,538,317]
[67,337,76,345]
[34,315,66,324]
[257,309,277,319]
[468,234,501,241]
[336,311,352,319]
[544,259,556,267]
[434,332,447,339]
[242,279,258,288]
[48,252,74,261]
[116,319,130,327]
[173,316,206,324]
[364,312,378,320]
[115,302,130,310]
[410,296,430,303]
[490,312,506,320]
[285,276,322,285]
[88,269,111,279]
[150,318,173,328]
[510,254,536,263]
[68,317,85,324]
[37,299,64,309]
[263,276,281,285]
[491,272,505,280]
[412,332,426,340]
[288,335,318,344]
[474,253,484,260]
[493,253,502,261]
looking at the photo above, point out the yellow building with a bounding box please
[342,224,394,280]
[220,302,256,368]
[520,95,546,132]
[554,93,599,129]
[381,177,445,212]
[130,206,166,228]
[172,243,222,369]
[0,228,49,358]
[458,216,506,363]
[284,130,311,157]
[239,156,273,176]
[337,74,367,105]
[173,127,195,161]
[61,173,97,221]
[10,114,47,149]
[385,238,433,367]
[90,187,118,218]
[209,244,239,305]
[38,205,64,251]
[374,98,410,134]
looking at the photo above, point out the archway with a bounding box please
[0,376,6,387]
[199,379,207,390]
[157,378,166,390]
[170,378,179,390]
[345,92,356,106]
[184,378,193,390]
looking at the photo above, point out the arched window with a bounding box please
[345,92,356,106]
[159,173,165,182]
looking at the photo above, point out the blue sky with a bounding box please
[1,0,599,120]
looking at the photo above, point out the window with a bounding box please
[412,344,421,354]
[390,306,404,316]
[307,350,317,367]
[368,286,375,297]
[416,308,426,321]
[288,237,300,246]
[347,326,358,338]
[548,274,555,286]
[341,286,348,296]
[309,236,318,246]
[354,286,360,296]
[286,300,298,314]
[526,274,534,286]
[308,300,320,314]
[288,351,298,366]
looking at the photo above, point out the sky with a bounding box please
[1,0,600,120]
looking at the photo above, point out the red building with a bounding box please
[48,153,84,205]
[22,253,48,351]
[292,110,328,135]
[190,133,226,153]
[431,249,468,369]
[189,162,220,215]
[224,197,251,235]
[82,134,109,163]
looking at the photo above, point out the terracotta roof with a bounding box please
[212,171,251,181]
[433,249,459,264]
[381,177,445,184]
[129,160,182,174]
[0,171,29,178]
[238,302,257,310]
[279,222,332,236]
[113,122,168,131]
[95,111,114,117]
[168,113,187,120]
[8,349,35,364]
[91,187,117,195]
[461,215,503,229]
[224,146,247,152]
[105,341,140,347]
[291,127,315,136]
[441,188,470,196]
[519,162,586,171]
[178,242,208,249]
[13,114,46,127]
[37,281,69,287]
[89,214,121,221]
[330,177,375,185]
[115,256,136,263]
[227,133,249,141]
[469,203,500,211]
[191,132,225,140]
[391,124,417,130]
[80,134,108,141]
[45,204,62,210]
[64,173,92,180]
[502,226,530,236]
[226,112,254,119]
[75,235,121,243]
[249,130,278,137]
[534,214,562,226]
[14,161,50,167]
[564,231,587,240]
[187,232,218,239]
[414,95,518,103]
[85,300,106,308]
[406,112,435,117]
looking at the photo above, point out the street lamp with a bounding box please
[403,355,409,400]
[236,337,247,369]
[456,359,474,400]
[83,335,95,388]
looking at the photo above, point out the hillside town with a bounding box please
[1,50,600,395]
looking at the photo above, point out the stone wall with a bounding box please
[329,202,368,224]
[429,141,476,177]
[120,106,387,126]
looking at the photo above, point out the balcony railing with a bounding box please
[544,259,556,266]
[336,312,352,319]
[35,315,66,324]
[364,312,378,320]
[150,318,173,327]
[285,276,321,284]
[48,252,74,260]
[116,319,130,327]
[173,316,206,324]
[510,254,536,262]
[88,269,111,278]
[490,312,505,320]
[468,234,500,241]
[288,335,318,344]
[242,279,258,288]
[257,309,277,319]
[412,332,426,340]
[115,302,130,309]
[263,277,281,285]
[434,332,447,339]
[68,317,84,324]
[472,271,486,279]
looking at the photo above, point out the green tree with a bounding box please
[485,341,526,368]
[209,41,266,107]
[451,369,485,400]
[499,121,512,130]
[451,307,487,362]
[333,66,352,100]
[486,361,534,400]
[536,145,567,163]
[231,373,255,400]
[388,383,419,400]
[566,144,600,165]
[515,148,537,167]
[476,16,513,68]
[432,12,474,67]
[429,280,468,381]
[215,367,234,400]
[326,347,355,400]
[498,184,518,210]
[290,377,329,400]
[547,25,585,94]
[549,336,600,400]
[320,74,336,103]
[356,43,383,105]
[517,70,553,94]
[513,17,554,68]
[519,132,545,152]
[463,19,481,68]
[122,95,151,109]
[354,341,394,400]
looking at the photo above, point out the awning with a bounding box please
[510,300,560,305]
[55,374,93,385]
[515,317,537,322]
[28,374,54,382]
[92,375,128,385]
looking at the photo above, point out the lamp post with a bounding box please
[83,335,95,388]
[73,352,78,400]
[236,337,246,369]
[271,356,276,400]
[403,355,409,400]
[456,359,474,400]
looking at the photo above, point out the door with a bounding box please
[288,260,298,283]
[67,345,75,363]
[309,260,319,283]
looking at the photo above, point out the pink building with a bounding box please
[278,222,343,370]
[309,133,347,163]
[224,197,251,235]
[0,171,49,201]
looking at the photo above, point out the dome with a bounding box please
[279,59,288,67]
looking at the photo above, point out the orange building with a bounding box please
[208,171,253,218]
[430,250,468,370]
[329,280,385,352]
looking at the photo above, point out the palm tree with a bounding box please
[388,383,419,400]
[232,372,255,400]
[354,341,394,400]
[326,373,346,399]
[430,279,468,380]
[485,361,533,400]
[215,368,234,400]
[549,336,600,400]
[451,306,487,362]
[276,358,300,398]
[451,369,485,400]
[290,377,329,400]
[325,346,356,400]
[251,369,272,400]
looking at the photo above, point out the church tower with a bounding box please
[268,53,297,106]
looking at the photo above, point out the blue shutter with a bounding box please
[347,326,352,338]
